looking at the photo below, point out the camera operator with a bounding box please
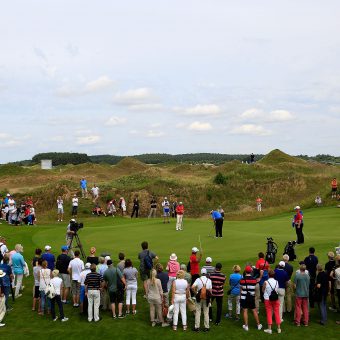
[66,219,76,247]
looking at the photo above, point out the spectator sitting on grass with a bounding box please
[92,204,106,216]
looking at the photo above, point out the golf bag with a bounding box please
[265,237,278,264]
[283,241,297,261]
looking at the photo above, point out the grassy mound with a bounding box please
[259,149,306,165]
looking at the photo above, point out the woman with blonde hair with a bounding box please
[38,260,51,315]
[226,265,242,320]
[146,269,169,327]
[171,270,190,331]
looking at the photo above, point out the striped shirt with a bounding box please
[210,271,226,296]
[84,272,103,290]
[239,275,257,300]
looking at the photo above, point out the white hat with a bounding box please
[70,218,76,222]
[206,257,212,263]
[45,245,51,251]
[0,270,6,278]
[192,247,199,253]
[104,256,111,261]
[294,206,301,210]
[170,253,177,261]
[201,268,207,275]
[279,261,286,267]
[164,197,168,200]
[179,201,183,205]
[6,193,10,197]
[85,262,91,269]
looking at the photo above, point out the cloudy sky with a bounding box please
[1,0,340,162]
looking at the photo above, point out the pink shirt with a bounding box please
[167,260,180,277]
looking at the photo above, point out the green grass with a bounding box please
[1,207,339,339]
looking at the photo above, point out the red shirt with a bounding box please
[176,205,184,215]
[332,179,337,188]
[255,258,269,270]
[294,211,302,223]
[190,254,200,275]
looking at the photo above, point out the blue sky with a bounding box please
[1,0,340,162]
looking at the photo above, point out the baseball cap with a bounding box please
[245,265,252,273]
[192,247,199,253]
[70,218,76,222]
[61,245,68,251]
[279,261,285,267]
[179,201,183,205]
[6,193,10,197]
[201,268,207,275]
[85,263,91,269]
[205,257,212,263]
[294,205,301,210]
[107,259,113,266]
[45,245,51,251]
[104,256,111,261]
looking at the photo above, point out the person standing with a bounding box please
[293,206,304,244]
[274,261,289,322]
[325,251,337,311]
[316,264,328,325]
[209,263,226,325]
[189,247,202,284]
[86,247,99,266]
[0,255,12,311]
[123,259,138,315]
[256,197,263,212]
[171,270,190,331]
[148,197,157,218]
[331,178,338,198]
[175,202,184,231]
[71,194,78,218]
[239,265,262,332]
[50,269,68,322]
[68,250,84,307]
[162,197,170,223]
[202,257,215,275]
[262,270,281,334]
[156,264,169,307]
[131,195,139,218]
[166,253,180,294]
[282,254,293,314]
[80,177,87,199]
[42,245,55,271]
[119,197,126,216]
[55,246,71,304]
[294,263,310,326]
[304,247,318,308]
[91,184,100,203]
[210,210,223,238]
[38,260,51,315]
[226,265,242,320]
[11,244,25,298]
[57,196,64,222]
[85,264,103,322]
[191,268,212,332]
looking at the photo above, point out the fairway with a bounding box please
[1,207,339,339]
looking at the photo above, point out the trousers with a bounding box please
[173,294,187,326]
[88,289,100,322]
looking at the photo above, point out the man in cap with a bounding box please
[71,194,78,218]
[191,268,212,332]
[79,263,91,313]
[56,246,71,304]
[210,209,223,238]
[239,265,262,332]
[293,206,304,244]
[274,261,289,322]
[42,245,55,271]
[202,257,215,275]
[189,247,202,284]
[66,219,76,247]
[68,250,84,307]
[175,201,184,231]
[162,197,170,223]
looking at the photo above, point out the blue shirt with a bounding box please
[0,263,12,286]
[11,252,25,275]
[229,273,242,295]
[211,211,222,220]
[274,268,289,288]
[41,252,55,271]
[80,179,87,189]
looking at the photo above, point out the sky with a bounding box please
[1,0,340,162]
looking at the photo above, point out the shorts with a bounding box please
[72,206,78,215]
[140,271,150,281]
[332,187,337,192]
[58,208,64,214]
[80,285,86,303]
[240,296,256,310]
[109,290,124,304]
[60,273,71,288]
[163,208,170,216]
[71,280,80,295]
[34,286,40,298]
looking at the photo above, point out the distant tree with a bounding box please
[32,152,91,166]
[214,172,226,185]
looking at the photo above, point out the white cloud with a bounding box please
[128,103,163,111]
[55,84,78,97]
[175,122,186,128]
[76,135,101,145]
[75,129,92,136]
[269,110,294,121]
[85,75,113,92]
[129,129,138,135]
[0,133,10,139]
[113,87,155,104]
[146,130,165,138]
[231,124,271,136]
[49,136,65,142]
[240,108,263,119]
[5,140,22,147]
[240,108,294,122]
[188,121,213,131]
[105,116,127,126]
[175,104,221,116]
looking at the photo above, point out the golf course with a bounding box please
[1,205,339,339]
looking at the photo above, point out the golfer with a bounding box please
[293,206,304,244]
[175,202,184,231]
[210,210,223,238]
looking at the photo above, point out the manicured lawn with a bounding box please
[1,207,339,339]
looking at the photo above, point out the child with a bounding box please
[32,258,42,312]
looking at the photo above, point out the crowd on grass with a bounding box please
[0,235,340,333]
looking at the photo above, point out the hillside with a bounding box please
[0,150,339,221]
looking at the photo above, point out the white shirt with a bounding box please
[0,243,9,256]
[57,199,63,209]
[91,187,99,196]
[8,198,15,211]
[335,267,340,290]
[50,277,63,295]
[162,200,170,207]
[263,278,279,300]
[192,276,212,290]
[174,278,188,294]
[72,197,79,207]
[80,269,91,286]
[68,257,84,282]
[39,268,51,290]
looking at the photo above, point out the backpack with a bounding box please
[144,251,153,271]
[268,281,278,301]
[45,282,56,299]
[199,278,207,300]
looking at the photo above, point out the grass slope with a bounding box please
[1,207,339,339]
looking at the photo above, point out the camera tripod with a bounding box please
[69,233,86,258]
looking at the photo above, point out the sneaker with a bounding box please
[61,318,69,322]
[192,328,200,332]
[235,316,240,321]
[329,306,337,312]
[132,310,137,315]
[125,311,130,315]
[15,294,22,298]
[53,316,58,322]
[162,323,170,327]
[242,325,249,331]
[203,328,210,332]
[118,314,125,319]
[112,315,117,319]
[257,324,263,330]
[173,326,177,331]
[264,329,272,334]
[0,323,5,327]
[277,328,281,333]
[152,322,156,327]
